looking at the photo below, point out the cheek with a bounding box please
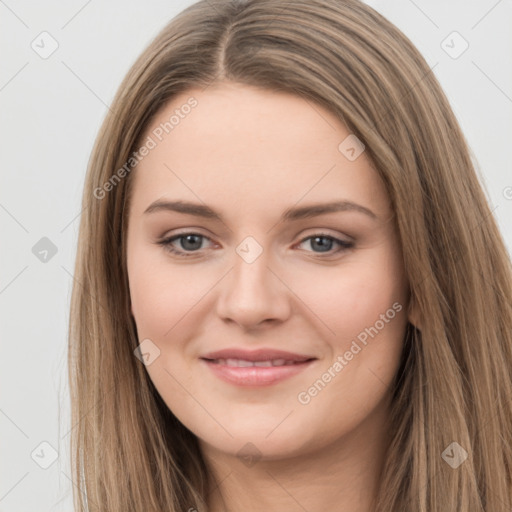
[294,256,408,417]
[291,255,406,347]
[290,250,408,401]
[128,248,212,340]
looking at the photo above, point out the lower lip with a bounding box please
[201,359,316,386]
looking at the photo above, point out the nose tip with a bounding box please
[216,257,291,330]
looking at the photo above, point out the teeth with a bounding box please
[213,358,300,367]
[234,359,254,367]
[254,360,272,367]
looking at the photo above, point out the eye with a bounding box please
[295,233,354,256]
[156,231,354,258]
[156,233,213,258]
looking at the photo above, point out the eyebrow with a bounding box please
[143,199,378,222]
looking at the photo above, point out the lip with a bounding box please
[201,348,315,362]
[200,348,317,387]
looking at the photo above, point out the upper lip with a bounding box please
[201,348,316,362]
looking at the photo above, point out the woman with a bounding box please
[68,0,512,510]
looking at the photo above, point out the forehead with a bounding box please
[129,83,389,220]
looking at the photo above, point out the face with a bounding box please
[126,82,412,461]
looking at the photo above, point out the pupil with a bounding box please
[182,234,201,250]
[312,236,331,252]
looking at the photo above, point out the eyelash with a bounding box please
[156,232,354,258]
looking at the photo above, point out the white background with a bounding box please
[1,1,511,510]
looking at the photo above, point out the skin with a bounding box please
[126,82,416,512]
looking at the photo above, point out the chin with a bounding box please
[199,429,310,462]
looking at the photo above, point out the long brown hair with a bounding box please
[68,0,512,509]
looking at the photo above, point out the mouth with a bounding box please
[204,358,310,367]
[200,349,317,386]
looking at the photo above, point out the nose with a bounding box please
[216,248,291,330]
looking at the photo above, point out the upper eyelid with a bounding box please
[160,228,351,242]
[161,230,216,246]
[161,230,353,251]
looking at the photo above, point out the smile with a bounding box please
[201,357,316,386]
[209,358,304,367]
